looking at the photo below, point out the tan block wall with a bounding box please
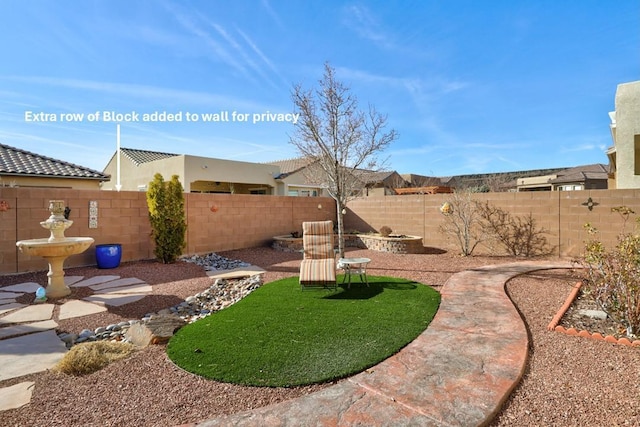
[4,187,640,274]
[0,187,335,274]
[344,189,640,258]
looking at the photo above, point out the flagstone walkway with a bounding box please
[0,265,265,413]
[0,275,152,411]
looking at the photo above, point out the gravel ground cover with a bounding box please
[1,247,638,426]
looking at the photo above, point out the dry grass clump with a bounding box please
[379,226,392,237]
[54,341,138,376]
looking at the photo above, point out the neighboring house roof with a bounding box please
[0,143,109,180]
[394,186,453,195]
[549,164,609,184]
[268,157,403,187]
[400,174,445,186]
[118,147,180,166]
[355,170,401,186]
[443,167,569,189]
[266,157,315,177]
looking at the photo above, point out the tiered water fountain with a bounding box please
[16,200,94,298]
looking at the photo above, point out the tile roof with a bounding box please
[0,143,109,180]
[267,158,401,183]
[265,157,315,176]
[354,170,398,185]
[119,147,179,166]
[550,164,609,184]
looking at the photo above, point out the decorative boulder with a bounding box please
[124,314,186,347]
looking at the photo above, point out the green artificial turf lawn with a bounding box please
[167,275,440,387]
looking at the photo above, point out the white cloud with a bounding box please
[342,4,393,49]
[261,0,285,30]
[0,76,267,110]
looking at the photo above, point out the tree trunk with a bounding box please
[336,200,345,258]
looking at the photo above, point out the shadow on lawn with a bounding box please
[326,279,418,300]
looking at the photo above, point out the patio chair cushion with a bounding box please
[299,220,336,288]
[300,258,337,285]
[302,220,335,259]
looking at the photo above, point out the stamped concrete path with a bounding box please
[194,260,572,427]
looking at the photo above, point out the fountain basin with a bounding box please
[16,237,94,258]
[16,237,94,298]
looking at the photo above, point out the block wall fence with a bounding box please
[2,187,640,274]
[343,188,640,259]
[0,187,335,274]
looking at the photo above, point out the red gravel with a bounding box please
[1,248,638,426]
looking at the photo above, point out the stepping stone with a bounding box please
[0,320,58,339]
[100,284,152,295]
[207,265,266,279]
[0,304,54,324]
[58,300,107,320]
[0,330,67,381]
[2,282,41,293]
[89,277,145,291]
[577,309,608,320]
[0,381,35,412]
[70,275,120,287]
[83,293,147,307]
[0,303,26,316]
[64,276,85,286]
[0,292,23,299]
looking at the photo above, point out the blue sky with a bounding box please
[0,1,638,177]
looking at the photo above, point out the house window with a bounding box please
[558,185,583,191]
[288,188,318,197]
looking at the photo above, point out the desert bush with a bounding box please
[438,191,487,256]
[580,210,640,338]
[146,173,187,263]
[477,202,551,257]
[54,341,137,376]
[379,225,392,237]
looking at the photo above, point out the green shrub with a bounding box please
[146,173,187,263]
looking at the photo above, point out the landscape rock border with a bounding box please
[547,280,640,347]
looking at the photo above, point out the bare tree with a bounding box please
[438,190,488,256]
[290,63,398,257]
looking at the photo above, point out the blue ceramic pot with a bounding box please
[95,244,122,269]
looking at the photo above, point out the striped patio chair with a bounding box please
[299,220,337,290]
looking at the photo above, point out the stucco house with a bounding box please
[516,164,608,191]
[549,164,609,191]
[356,170,407,196]
[267,157,406,197]
[607,80,640,189]
[0,143,109,189]
[267,157,326,196]
[101,148,280,193]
